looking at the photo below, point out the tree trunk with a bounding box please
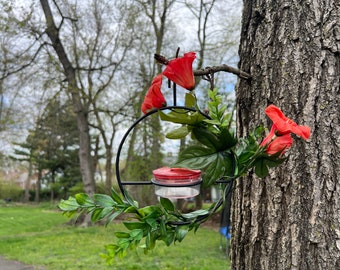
[24,161,32,202]
[50,170,55,202]
[40,0,96,198]
[232,1,339,269]
[105,150,113,192]
[34,168,41,203]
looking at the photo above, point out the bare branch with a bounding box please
[52,0,77,30]
[154,53,251,79]
[0,42,48,80]
[194,65,251,80]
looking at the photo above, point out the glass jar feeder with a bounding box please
[152,167,202,199]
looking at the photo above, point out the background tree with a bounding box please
[32,97,80,201]
[11,96,80,202]
[63,0,139,192]
[10,142,35,202]
[40,0,96,198]
[14,0,141,201]
[232,1,339,269]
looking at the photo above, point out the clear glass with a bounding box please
[153,184,200,199]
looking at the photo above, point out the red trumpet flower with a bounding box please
[162,52,196,90]
[260,125,293,155]
[141,75,167,114]
[261,105,310,155]
[264,105,310,140]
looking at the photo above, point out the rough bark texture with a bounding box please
[232,1,339,269]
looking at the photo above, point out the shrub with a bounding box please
[0,180,24,201]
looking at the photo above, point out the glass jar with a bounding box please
[152,167,202,199]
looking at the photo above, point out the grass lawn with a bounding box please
[0,202,229,270]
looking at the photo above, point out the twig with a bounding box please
[154,54,251,80]
[194,65,251,80]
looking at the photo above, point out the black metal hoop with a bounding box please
[115,105,204,199]
[114,104,235,225]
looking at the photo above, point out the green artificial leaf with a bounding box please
[124,191,138,208]
[174,146,217,169]
[61,210,78,218]
[144,210,163,220]
[159,109,204,125]
[110,188,124,204]
[104,244,119,256]
[192,126,222,150]
[192,222,201,233]
[253,154,286,178]
[145,233,151,250]
[105,210,124,226]
[238,150,256,165]
[123,221,146,230]
[221,112,233,127]
[129,229,144,241]
[166,125,191,139]
[117,238,131,250]
[138,206,162,219]
[235,133,260,166]
[253,125,265,139]
[160,197,175,212]
[207,88,219,101]
[159,219,167,236]
[162,231,175,246]
[185,93,197,107]
[254,159,269,178]
[219,127,238,150]
[58,197,80,211]
[203,119,221,126]
[145,231,156,250]
[175,146,236,187]
[203,151,235,187]
[145,218,158,230]
[114,232,130,239]
[101,207,115,219]
[181,209,209,219]
[117,247,128,259]
[104,243,118,252]
[93,194,116,207]
[218,104,227,117]
[175,225,190,242]
[91,208,104,222]
[75,193,94,207]
[124,206,138,214]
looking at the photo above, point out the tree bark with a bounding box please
[34,168,41,203]
[232,1,340,269]
[40,0,96,196]
[24,161,32,202]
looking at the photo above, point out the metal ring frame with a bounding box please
[115,106,200,198]
[114,104,235,224]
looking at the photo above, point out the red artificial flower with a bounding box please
[162,52,196,90]
[266,133,293,155]
[265,105,311,140]
[260,125,276,147]
[141,74,167,114]
[260,125,293,155]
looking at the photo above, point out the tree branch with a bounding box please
[0,42,48,80]
[154,53,251,79]
[194,65,251,80]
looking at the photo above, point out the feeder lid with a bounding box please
[153,167,201,180]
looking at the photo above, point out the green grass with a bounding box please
[0,203,229,270]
